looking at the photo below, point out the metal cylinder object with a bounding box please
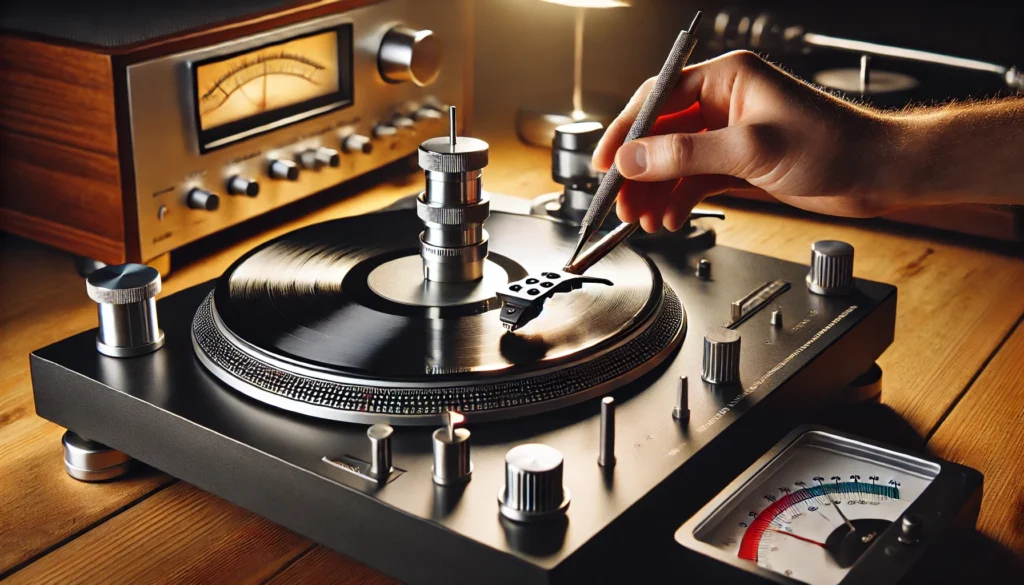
[598,396,615,467]
[553,121,604,189]
[702,327,742,385]
[807,240,855,296]
[417,106,490,282]
[367,424,394,480]
[432,427,472,485]
[696,258,712,280]
[86,263,164,358]
[378,26,442,87]
[498,443,571,522]
[62,431,132,482]
[673,376,690,421]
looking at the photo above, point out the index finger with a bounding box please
[593,51,762,171]
[592,63,711,169]
[593,104,706,172]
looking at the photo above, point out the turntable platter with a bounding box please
[192,211,684,424]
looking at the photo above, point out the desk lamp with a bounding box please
[516,0,630,146]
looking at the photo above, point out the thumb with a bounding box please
[614,124,781,182]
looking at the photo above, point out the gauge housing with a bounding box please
[675,426,982,585]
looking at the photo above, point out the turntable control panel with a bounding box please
[125,0,469,262]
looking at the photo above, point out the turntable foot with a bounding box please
[61,431,132,482]
[839,363,883,404]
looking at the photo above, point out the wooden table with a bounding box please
[2,132,1022,584]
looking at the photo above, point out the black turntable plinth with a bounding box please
[31,207,896,584]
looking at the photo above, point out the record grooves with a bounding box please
[192,211,686,424]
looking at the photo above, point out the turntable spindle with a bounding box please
[416,106,491,282]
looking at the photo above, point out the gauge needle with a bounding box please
[767,528,827,548]
[829,498,857,533]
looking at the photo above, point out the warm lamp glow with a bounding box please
[541,0,631,8]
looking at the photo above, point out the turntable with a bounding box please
[31,111,985,584]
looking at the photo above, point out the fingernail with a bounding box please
[618,143,648,177]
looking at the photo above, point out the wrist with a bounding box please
[869,113,933,212]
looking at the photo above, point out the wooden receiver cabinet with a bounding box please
[0,0,474,267]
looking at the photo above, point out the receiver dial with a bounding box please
[378,26,442,86]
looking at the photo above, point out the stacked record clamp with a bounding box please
[417,107,491,282]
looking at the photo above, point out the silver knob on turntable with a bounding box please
[498,444,571,522]
[702,327,741,385]
[432,412,472,486]
[367,424,394,481]
[807,240,855,296]
[86,263,165,358]
[378,26,442,87]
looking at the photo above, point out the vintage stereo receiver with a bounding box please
[0,0,472,270]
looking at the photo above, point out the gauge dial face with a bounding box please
[195,31,340,131]
[694,432,938,585]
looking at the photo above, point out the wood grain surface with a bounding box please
[928,321,1024,556]
[1,131,1021,583]
[0,35,125,264]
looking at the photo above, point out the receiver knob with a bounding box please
[186,188,219,211]
[297,150,319,170]
[227,176,259,197]
[315,147,341,168]
[498,444,571,522]
[702,327,741,385]
[373,123,398,139]
[392,115,416,131]
[343,133,373,154]
[269,159,299,180]
[415,107,443,121]
[378,26,442,86]
[807,240,854,296]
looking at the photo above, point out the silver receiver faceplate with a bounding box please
[126,0,468,262]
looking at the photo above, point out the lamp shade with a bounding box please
[541,0,631,7]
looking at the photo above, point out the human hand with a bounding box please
[592,50,899,232]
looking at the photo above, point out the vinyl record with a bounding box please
[193,210,685,424]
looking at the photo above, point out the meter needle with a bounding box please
[766,528,827,548]
[829,498,857,533]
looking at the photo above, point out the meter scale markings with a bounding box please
[739,479,900,562]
